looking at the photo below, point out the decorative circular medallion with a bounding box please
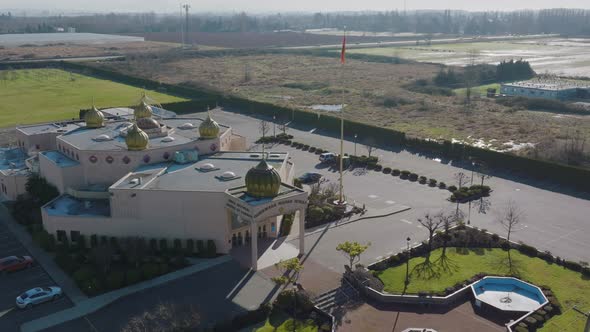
[106,156,114,164]
[163,152,170,160]
[210,143,217,152]
[89,155,98,163]
[122,156,131,164]
[143,155,151,163]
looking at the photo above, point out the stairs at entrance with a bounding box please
[312,279,359,311]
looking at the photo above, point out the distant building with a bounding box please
[67,27,76,33]
[500,79,590,101]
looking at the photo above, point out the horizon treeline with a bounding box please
[1,9,590,36]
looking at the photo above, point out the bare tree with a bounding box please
[417,213,445,254]
[259,120,269,139]
[92,244,114,274]
[454,172,468,189]
[364,137,378,158]
[497,200,524,243]
[121,301,200,332]
[563,125,587,166]
[278,121,289,136]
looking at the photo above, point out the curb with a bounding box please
[20,255,232,332]
[303,206,411,238]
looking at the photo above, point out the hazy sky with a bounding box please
[5,0,590,14]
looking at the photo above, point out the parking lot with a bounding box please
[0,219,73,332]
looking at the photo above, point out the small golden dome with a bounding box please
[125,123,149,151]
[245,159,281,198]
[134,100,153,119]
[137,117,160,130]
[199,112,220,139]
[85,106,105,128]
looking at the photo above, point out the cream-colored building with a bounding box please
[2,99,307,270]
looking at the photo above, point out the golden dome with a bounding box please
[199,112,220,139]
[85,106,105,128]
[134,100,153,119]
[125,123,149,151]
[245,159,281,198]
[137,117,160,130]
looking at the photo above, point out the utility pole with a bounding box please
[182,4,190,48]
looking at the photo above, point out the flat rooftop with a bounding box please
[503,79,590,91]
[111,152,288,192]
[0,148,29,175]
[227,183,305,206]
[44,195,110,217]
[17,122,84,136]
[59,117,229,151]
[40,151,79,168]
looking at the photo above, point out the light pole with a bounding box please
[272,115,276,138]
[405,237,411,285]
[354,134,358,156]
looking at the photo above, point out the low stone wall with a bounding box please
[363,283,473,306]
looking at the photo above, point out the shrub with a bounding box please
[173,238,182,254]
[55,253,78,274]
[77,235,86,250]
[518,243,538,257]
[382,167,392,174]
[490,233,500,242]
[392,169,401,176]
[409,173,419,181]
[106,271,125,289]
[428,178,437,186]
[514,326,528,332]
[447,185,458,192]
[563,260,583,272]
[73,265,96,284]
[524,316,538,328]
[400,170,410,178]
[309,147,316,152]
[582,267,590,277]
[308,206,325,223]
[186,239,195,255]
[374,164,383,171]
[81,277,103,296]
[100,236,108,245]
[141,263,160,280]
[438,182,446,189]
[418,176,427,184]
[90,235,98,248]
[109,237,118,250]
[532,314,545,324]
[159,239,168,253]
[206,240,216,258]
[537,251,554,263]
[158,263,169,275]
[197,240,205,255]
[126,268,141,284]
[274,290,314,315]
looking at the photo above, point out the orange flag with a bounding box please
[340,31,346,64]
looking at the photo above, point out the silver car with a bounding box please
[16,287,62,309]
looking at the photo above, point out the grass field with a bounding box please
[454,83,501,97]
[0,69,186,127]
[253,310,318,332]
[375,247,590,332]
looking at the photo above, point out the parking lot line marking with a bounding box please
[400,219,412,224]
[375,256,383,260]
[417,225,423,228]
[0,307,13,318]
[368,194,378,199]
[385,200,395,205]
[85,316,100,332]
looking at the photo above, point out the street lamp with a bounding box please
[354,134,358,156]
[405,237,411,285]
[272,115,276,138]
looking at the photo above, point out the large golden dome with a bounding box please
[245,159,281,198]
[85,106,105,128]
[134,100,153,119]
[137,117,160,130]
[199,113,220,139]
[125,123,149,151]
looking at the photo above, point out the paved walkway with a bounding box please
[0,204,87,304]
[21,255,232,332]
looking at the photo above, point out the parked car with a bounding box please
[298,172,322,184]
[0,256,33,274]
[319,153,351,167]
[16,287,62,309]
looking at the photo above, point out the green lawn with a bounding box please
[454,83,501,97]
[253,310,318,332]
[375,247,590,332]
[0,69,187,127]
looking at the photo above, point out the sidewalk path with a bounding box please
[21,255,232,332]
[0,204,87,304]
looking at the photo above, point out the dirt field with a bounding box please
[0,41,177,61]
[92,52,590,162]
[349,38,590,77]
[134,31,427,49]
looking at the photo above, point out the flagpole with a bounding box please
[338,26,346,205]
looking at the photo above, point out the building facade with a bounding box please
[501,79,590,101]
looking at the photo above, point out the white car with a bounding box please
[16,287,62,309]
